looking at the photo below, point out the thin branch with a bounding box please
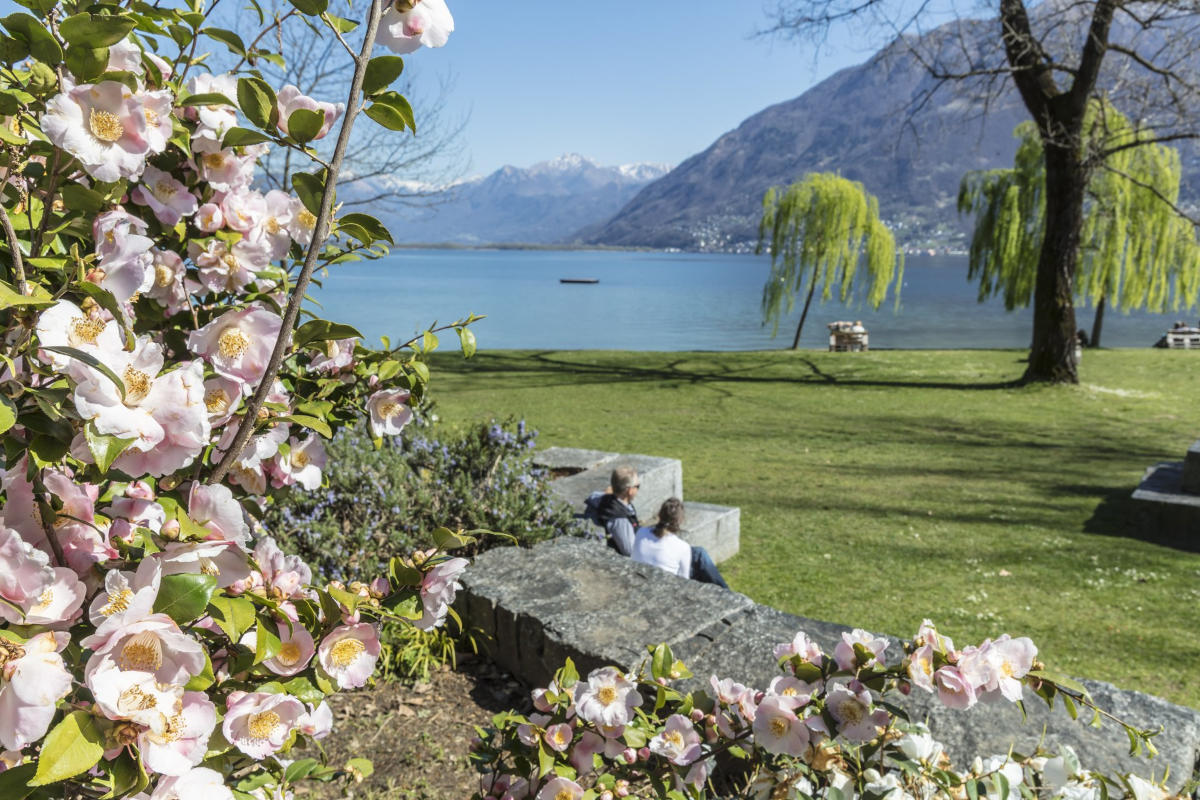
[209,0,385,485]
[230,9,299,73]
[0,202,25,295]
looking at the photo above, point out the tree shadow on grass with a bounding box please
[1066,482,1200,554]
[432,350,1026,392]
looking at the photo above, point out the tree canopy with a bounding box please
[959,105,1200,322]
[758,173,903,349]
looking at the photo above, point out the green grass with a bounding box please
[426,348,1200,709]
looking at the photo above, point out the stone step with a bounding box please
[677,501,739,564]
[1131,461,1200,549]
[1182,439,1200,494]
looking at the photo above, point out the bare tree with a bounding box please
[241,0,468,212]
[768,0,1200,382]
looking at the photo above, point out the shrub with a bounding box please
[265,417,578,582]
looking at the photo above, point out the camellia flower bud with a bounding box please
[689,708,704,722]
[615,779,631,798]
[637,746,650,761]
[160,518,181,539]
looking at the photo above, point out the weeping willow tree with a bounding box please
[758,173,904,349]
[959,104,1200,347]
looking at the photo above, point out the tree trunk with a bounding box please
[790,278,818,350]
[1090,294,1106,348]
[1023,142,1086,383]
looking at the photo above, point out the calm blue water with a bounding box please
[308,250,1191,350]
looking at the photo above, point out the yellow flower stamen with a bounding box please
[328,637,365,668]
[89,108,124,142]
[246,710,281,740]
[217,328,250,358]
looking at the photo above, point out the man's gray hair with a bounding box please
[611,466,639,494]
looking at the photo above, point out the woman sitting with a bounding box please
[632,498,729,589]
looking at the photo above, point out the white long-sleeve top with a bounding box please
[631,526,691,579]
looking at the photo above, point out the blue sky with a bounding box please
[419,0,877,175]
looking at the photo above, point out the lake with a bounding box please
[308,249,1192,351]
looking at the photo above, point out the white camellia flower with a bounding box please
[148,766,234,800]
[113,361,211,478]
[366,388,413,437]
[187,303,283,388]
[41,81,153,182]
[35,300,121,371]
[573,667,642,727]
[377,0,454,54]
[0,632,73,751]
[140,691,217,776]
[88,559,161,627]
[82,613,207,686]
[90,661,184,733]
[157,541,253,589]
[72,334,167,446]
[272,435,326,491]
[132,165,199,226]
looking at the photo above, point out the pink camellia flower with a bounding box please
[773,630,825,668]
[318,624,380,689]
[307,337,356,374]
[146,249,189,314]
[93,209,155,303]
[188,303,282,388]
[414,556,468,630]
[202,375,244,428]
[649,713,702,765]
[767,675,816,702]
[570,731,605,774]
[377,0,454,54]
[82,613,207,685]
[145,51,173,82]
[187,483,250,546]
[0,631,73,750]
[833,628,889,671]
[131,165,198,226]
[41,80,151,181]
[752,695,809,756]
[89,559,161,627]
[252,190,297,258]
[0,458,48,552]
[286,197,317,245]
[0,526,55,623]
[366,388,413,437]
[35,300,121,371]
[271,435,327,491]
[192,238,271,294]
[19,566,86,628]
[139,89,175,154]
[195,202,224,232]
[299,700,333,739]
[908,643,937,693]
[574,667,641,727]
[157,540,252,589]
[958,635,1036,702]
[544,722,573,753]
[826,682,889,742]
[276,85,344,140]
[148,766,234,800]
[195,148,257,193]
[535,776,583,800]
[253,537,312,600]
[222,691,307,759]
[915,618,954,652]
[220,190,268,233]
[709,675,750,706]
[112,361,211,478]
[263,625,315,677]
[107,38,143,75]
[71,334,167,446]
[90,661,184,732]
[140,692,217,776]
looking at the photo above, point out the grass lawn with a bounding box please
[426,348,1200,709]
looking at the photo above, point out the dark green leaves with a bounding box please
[208,595,257,642]
[338,213,393,246]
[59,13,137,48]
[222,127,273,148]
[64,46,110,83]
[2,13,63,64]
[152,574,218,624]
[363,55,405,96]
[364,91,416,133]
[84,422,133,474]
[294,319,362,347]
[292,170,328,215]
[237,77,279,130]
[286,108,325,143]
[288,0,329,15]
[29,711,105,786]
[177,92,237,108]
[204,27,246,56]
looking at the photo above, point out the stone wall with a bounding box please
[457,538,1200,792]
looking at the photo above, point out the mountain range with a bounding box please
[384,154,671,245]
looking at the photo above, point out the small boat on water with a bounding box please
[560,278,599,284]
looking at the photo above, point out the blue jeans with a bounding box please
[690,546,729,589]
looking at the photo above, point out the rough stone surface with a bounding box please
[458,539,1200,791]
[1182,441,1200,494]
[532,446,620,474]
[541,450,684,527]
[677,501,740,563]
[1132,462,1200,550]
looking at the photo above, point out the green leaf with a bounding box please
[236,76,278,130]
[59,13,136,47]
[280,413,332,439]
[293,319,363,347]
[2,13,63,64]
[64,45,110,83]
[283,675,324,704]
[364,91,416,133]
[40,346,126,400]
[253,618,282,665]
[292,170,327,216]
[0,396,14,436]
[178,92,237,108]
[432,526,471,550]
[362,55,404,96]
[29,433,69,467]
[537,743,555,778]
[222,127,273,148]
[77,281,132,342]
[0,763,36,799]
[101,750,148,799]
[0,279,54,310]
[651,643,674,680]
[29,710,105,785]
[287,0,328,15]
[208,595,257,642]
[338,212,393,245]
[457,327,477,358]
[286,108,325,143]
[59,183,109,214]
[558,657,579,688]
[204,27,246,55]
[185,651,215,692]
[84,422,133,474]
[153,574,218,624]
[284,758,320,783]
[11,0,55,15]
[345,758,374,780]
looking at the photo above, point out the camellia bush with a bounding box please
[469,623,1174,800]
[0,0,472,798]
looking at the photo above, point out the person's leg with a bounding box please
[689,546,729,589]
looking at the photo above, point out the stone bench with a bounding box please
[533,446,740,563]
[1131,439,1200,550]
[457,539,1200,791]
